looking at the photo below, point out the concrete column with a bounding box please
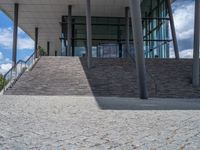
[129,0,148,99]
[72,21,75,56]
[47,41,50,56]
[119,43,122,58]
[125,7,130,58]
[193,0,200,87]
[86,0,92,68]
[12,3,19,66]
[34,27,38,58]
[166,0,179,59]
[67,5,72,56]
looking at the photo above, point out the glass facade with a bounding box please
[61,0,171,58]
[141,0,170,58]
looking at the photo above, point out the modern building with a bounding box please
[0,0,199,99]
[60,0,170,59]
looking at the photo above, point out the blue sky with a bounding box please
[0,0,196,74]
[0,11,34,74]
[170,0,195,58]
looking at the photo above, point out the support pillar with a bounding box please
[166,0,179,59]
[86,0,92,68]
[34,27,38,58]
[72,20,75,56]
[193,0,200,87]
[47,41,50,56]
[129,0,148,99]
[12,3,19,66]
[119,43,122,58]
[125,7,130,58]
[67,5,72,56]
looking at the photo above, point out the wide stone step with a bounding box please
[5,57,200,98]
[5,57,156,97]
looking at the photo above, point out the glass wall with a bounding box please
[141,0,170,58]
[61,0,171,58]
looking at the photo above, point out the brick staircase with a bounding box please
[4,57,200,98]
[146,59,200,98]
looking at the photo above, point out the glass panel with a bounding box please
[98,44,119,58]
[75,47,86,57]
[61,0,170,58]
[142,0,170,58]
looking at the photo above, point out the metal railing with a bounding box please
[144,40,171,56]
[1,52,36,93]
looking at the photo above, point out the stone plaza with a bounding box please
[0,96,200,149]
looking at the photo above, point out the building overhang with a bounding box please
[0,0,174,54]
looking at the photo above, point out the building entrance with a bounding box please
[97,44,120,58]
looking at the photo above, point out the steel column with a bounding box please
[34,27,38,58]
[47,41,50,56]
[166,0,179,59]
[67,5,72,56]
[12,3,19,66]
[193,0,200,87]
[129,0,148,99]
[86,0,92,68]
[119,43,122,58]
[125,7,130,58]
[72,21,75,56]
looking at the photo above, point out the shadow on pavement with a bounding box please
[95,97,200,110]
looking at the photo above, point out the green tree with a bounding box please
[38,46,46,56]
[0,74,7,91]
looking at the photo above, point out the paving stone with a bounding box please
[0,96,200,149]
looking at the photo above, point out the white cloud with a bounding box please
[0,27,34,75]
[0,28,13,49]
[170,47,175,58]
[170,0,196,59]
[0,52,12,75]
[179,49,193,58]
[171,48,200,59]
[173,1,195,41]
[0,27,34,50]
[0,63,12,75]
[176,29,193,40]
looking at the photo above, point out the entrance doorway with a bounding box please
[97,44,120,58]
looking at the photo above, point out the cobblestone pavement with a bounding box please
[0,96,200,150]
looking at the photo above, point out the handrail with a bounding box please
[25,52,35,64]
[3,60,25,78]
[144,41,169,55]
[1,52,37,93]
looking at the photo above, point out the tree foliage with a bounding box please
[38,46,46,56]
[0,74,6,91]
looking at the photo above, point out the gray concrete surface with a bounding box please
[0,95,200,149]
